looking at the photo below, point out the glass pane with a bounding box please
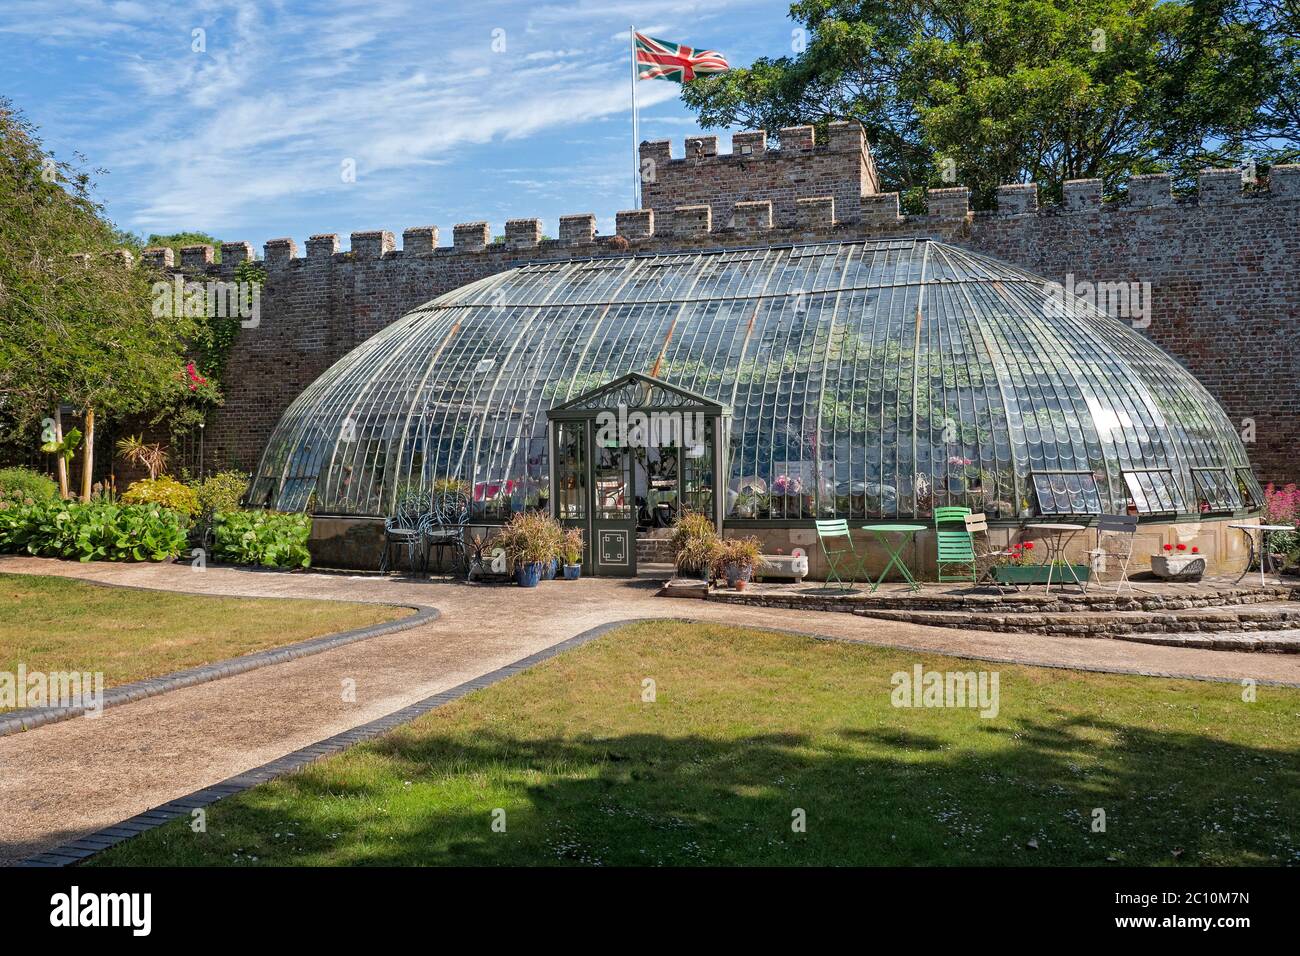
[1031,472,1103,515]
[1123,470,1183,514]
[594,446,631,519]
[554,422,586,519]
[1191,467,1238,513]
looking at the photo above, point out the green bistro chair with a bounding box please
[815,519,863,591]
[934,506,977,584]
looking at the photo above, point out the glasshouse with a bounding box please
[249,237,1262,572]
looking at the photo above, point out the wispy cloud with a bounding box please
[0,0,781,246]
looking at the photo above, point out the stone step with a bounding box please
[1113,630,1300,654]
[699,590,1300,641]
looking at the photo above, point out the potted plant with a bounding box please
[733,488,765,519]
[499,512,559,587]
[670,510,720,580]
[713,536,765,589]
[1151,543,1205,581]
[561,527,584,580]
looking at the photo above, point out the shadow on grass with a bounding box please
[86,709,1300,868]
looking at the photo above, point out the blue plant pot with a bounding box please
[563,563,581,580]
[542,558,558,580]
[517,561,544,588]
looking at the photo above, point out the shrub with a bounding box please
[0,500,187,561]
[212,510,311,568]
[192,471,249,521]
[0,466,60,507]
[562,527,584,565]
[122,476,199,517]
[1263,482,1299,526]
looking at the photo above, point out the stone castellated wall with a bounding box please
[140,123,1300,484]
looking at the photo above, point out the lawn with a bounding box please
[0,572,409,699]
[91,621,1300,867]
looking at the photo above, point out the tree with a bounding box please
[1236,0,1300,160]
[681,0,1272,208]
[147,231,223,264]
[0,99,207,499]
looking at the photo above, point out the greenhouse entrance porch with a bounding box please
[547,373,726,577]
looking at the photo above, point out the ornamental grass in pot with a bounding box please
[713,535,765,589]
[670,510,719,580]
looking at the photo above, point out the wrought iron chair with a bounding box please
[380,492,431,574]
[424,490,470,577]
[815,519,863,591]
[1085,514,1139,593]
[965,512,1017,590]
[934,506,976,583]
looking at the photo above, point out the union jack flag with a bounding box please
[635,32,729,83]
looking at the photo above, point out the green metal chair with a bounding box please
[934,506,977,584]
[815,519,863,590]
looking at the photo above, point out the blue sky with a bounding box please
[0,0,792,250]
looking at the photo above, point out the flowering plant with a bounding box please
[997,541,1035,566]
[772,474,803,496]
[1263,483,1299,526]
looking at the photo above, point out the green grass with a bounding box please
[91,621,1300,867]
[0,572,408,698]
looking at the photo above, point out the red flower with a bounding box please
[1191,546,1200,554]
[1163,544,1173,551]
[1023,541,1034,550]
[1176,543,1187,551]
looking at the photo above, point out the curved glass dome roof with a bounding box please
[249,238,1260,520]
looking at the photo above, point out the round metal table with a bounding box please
[1228,523,1296,586]
[1023,522,1089,593]
[863,524,928,593]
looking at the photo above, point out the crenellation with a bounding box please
[350,231,395,258]
[685,135,718,159]
[401,227,438,255]
[796,196,835,230]
[505,218,542,249]
[1128,174,1173,207]
[731,130,767,154]
[220,241,254,265]
[733,200,773,233]
[674,204,711,236]
[860,193,900,226]
[263,238,297,266]
[559,214,596,245]
[778,125,815,150]
[1063,179,1103,212]
[164,124,1297,487]
[997,184,1038,216]
[616,209,654,240]
[306,234,339,259]
[1270,164,1300,197]
[453,222,489,252]
[180,244,214,270]
[1198,168,1244,204]
[927,187,971,220]
[141,246,174,270]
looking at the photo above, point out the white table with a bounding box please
[1023,522,1089,593]
[1228,523,1295,586]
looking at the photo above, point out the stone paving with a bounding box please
[3,554,1300,866]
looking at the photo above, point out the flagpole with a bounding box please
[630,25,641,209]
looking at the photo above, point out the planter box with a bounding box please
[993,564,1091,585]
[755,553,808,583]
[1151,554,1206,581]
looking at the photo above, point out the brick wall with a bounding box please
[145,128,1300,485]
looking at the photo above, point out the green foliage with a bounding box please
[670,511,721,577]
[0,500,187,561]
[213,511,312,568]
[681,0,1278,207]
[146,231,222,264]
[0,467,60,506]
[122,477,199,517]
[495,511,564,567]
[40,425,81,468]
[191,470,249,522]
[0,99,208,434]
